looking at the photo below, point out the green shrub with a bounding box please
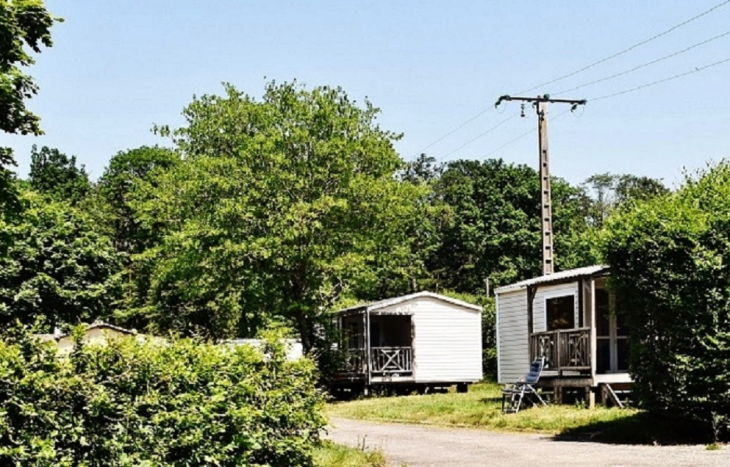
[603,163,730,436]
[0,326,325,466]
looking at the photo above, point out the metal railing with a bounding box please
[530,327,590,371]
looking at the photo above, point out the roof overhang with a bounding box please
[494,265,609,294]
[334,291,482,314]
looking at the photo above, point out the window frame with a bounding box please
[542,290,577,332]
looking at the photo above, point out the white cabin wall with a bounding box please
[406,297,482,383]
[532,283,579,333]
[496,289,529,383]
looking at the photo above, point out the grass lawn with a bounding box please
[328,382,713,445]
[313,441,387,467]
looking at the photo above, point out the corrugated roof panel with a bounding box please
[494,265,609,294]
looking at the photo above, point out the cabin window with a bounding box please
[546,295,575,330]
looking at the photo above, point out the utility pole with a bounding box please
[494,94,586,276]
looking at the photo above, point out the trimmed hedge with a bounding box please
[0,327,325,466]
[603,163,730,436]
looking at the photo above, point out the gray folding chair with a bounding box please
[501,357,548,413]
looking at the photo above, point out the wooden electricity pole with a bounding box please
[494,94,586,276]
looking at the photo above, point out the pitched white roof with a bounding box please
[335,291,482,313]
[494,265,609,294]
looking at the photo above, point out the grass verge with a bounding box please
[328,382,716,445]
[313,440,387,467]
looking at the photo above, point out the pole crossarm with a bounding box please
[495,94,587,110]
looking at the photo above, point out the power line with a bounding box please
[590,56,730,101]
[481,109,572,159]
[412,106,494,156]
[438,112,519,161]
[411,1,730,161]
[555,29,730,95]
[516,0,730,94]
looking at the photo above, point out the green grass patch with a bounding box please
[313,441,387,467]
[329,382,634,434]
[329,382,715,444]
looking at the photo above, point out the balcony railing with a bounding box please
[370,347,412,375]
[340,346,413,376]
[530,327,590,371]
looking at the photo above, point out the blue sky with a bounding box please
[4,0,729,188]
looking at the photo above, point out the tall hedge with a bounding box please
[603,163,730,432]
[0,327,325,466]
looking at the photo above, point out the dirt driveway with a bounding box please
[327,418,730,467]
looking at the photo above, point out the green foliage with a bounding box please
[0,147,21,220]
[0,325,326,466]
[28,145,91,203]
[430,159,594,293]
[133,82,428,346]
[95,146,180,255]
[583,172,669,228]
[0,191,121,331]
[602,162,730,432]
[0,0,61,217]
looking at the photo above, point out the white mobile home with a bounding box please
[495,266,632,406]
[332,292,482,392]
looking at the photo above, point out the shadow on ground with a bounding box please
[554,412,716,445]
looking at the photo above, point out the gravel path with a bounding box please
[327,417,730,467]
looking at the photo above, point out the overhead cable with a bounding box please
[590,56,730,101]
[481,109,572,159]
[438,113,519,161]
[555,29,730,95]
[412,107,494,157]
[516,0,730,94]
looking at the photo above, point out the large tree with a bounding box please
[133,82,427,346]
[0,0,60,218]
[28,145,91,203]
[0,190,121,331]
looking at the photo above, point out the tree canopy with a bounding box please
[428,158,594,292]
[95,145,180,255]
[132,82,427,346]
[0,190,121,331]
[28,145,91,203]
[0,0,60,217]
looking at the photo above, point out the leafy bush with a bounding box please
[603,163,730,435]
[0,326,325,466]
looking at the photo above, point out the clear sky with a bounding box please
[3,0,729,188]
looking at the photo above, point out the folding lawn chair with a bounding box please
[501,356,548,413]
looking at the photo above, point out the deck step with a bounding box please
[600,383,628,408]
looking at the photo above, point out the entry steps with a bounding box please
[599,383,631,408]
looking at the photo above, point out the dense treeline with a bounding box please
[1,82,666,369]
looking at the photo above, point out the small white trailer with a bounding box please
[332,291,482,393]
